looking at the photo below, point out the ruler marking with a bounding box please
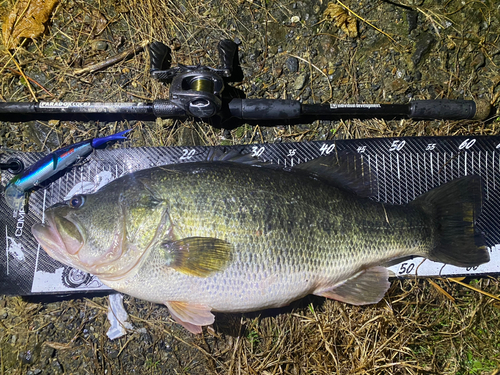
[464,152,467,176]
[486,150,489,200]
[397,154,402,204]
[403,154,408,203]
[436,152,441,186]
[493,151,496,192]
[482,151,488,201]
[375,154,380,202]
[451,152,455,180]
[410,153,416,200]
[430,152,434,182]
[384,154,388,203]
[416,152,421,197]
[390,154,394,204]
[425,152,429,191]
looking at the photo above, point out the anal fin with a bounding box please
[315,266,390,305]
[165,301,214,334]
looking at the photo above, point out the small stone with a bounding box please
[293,73,308,90]
[285,57,299,73]
[471,53,485,70]
[51,359,63,374]
[390,78,409,94]
[407,10,418,34]
[411,32,435,67]
[91,40,108,51]
[301,87,311,101]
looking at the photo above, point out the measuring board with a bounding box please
[1,136,500,296]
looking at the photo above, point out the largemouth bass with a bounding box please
[31,152,489,333]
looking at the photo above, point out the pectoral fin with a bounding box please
[315,266,390,305]
[161,237,232,277]
[165,301,214,334]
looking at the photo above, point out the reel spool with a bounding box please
[169,70,224,118]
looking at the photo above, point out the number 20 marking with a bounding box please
[179,149,196,160]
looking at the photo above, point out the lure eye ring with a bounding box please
[69,195,85,209]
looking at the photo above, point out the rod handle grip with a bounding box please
[152,100,186,118]
[409,99,491,120]
[228,99,302,120]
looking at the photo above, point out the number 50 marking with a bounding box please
[398,262,415,275]
[389,140,406,152]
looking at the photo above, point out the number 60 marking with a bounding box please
[458,138,476,150]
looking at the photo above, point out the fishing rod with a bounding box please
[0,40,492,127]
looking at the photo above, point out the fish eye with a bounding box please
[69,195,85,209]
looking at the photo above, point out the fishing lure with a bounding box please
[4,129,131,213]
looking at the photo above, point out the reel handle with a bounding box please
[217,39,238,77]
[149,41,172,73]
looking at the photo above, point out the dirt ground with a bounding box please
[1,0,500,374]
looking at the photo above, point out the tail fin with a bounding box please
[412,175,489,267]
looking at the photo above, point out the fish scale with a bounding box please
[32,157,488,333]
[104,163,431,308]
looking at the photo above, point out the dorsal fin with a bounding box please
[293,150,375,197]
[207,147,375,197]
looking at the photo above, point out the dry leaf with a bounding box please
[323,2,358,38]
[2,0,59,49]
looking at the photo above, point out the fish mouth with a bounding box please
[32,210,131,279]
[31,211,85,265]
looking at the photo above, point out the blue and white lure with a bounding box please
[4,129,131,214]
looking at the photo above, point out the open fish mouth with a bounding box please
[32,209,131,278]
[31,212,85,264]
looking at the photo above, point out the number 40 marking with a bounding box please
[320,143,335,155]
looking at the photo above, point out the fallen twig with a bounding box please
[6,68,55,97]
[74,40,150,75]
